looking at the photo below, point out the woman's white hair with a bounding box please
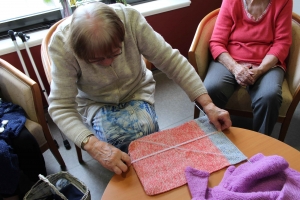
[67,2,125,62]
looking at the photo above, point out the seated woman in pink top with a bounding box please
[204,0,293,135]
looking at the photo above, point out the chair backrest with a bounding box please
[0,58,42,123]
[0,58,51,150]
[0,60,66,166]
[188,8,219,81]
[41,18,68,84]
[286,13,300,99]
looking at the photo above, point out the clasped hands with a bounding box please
[232,63,262,87]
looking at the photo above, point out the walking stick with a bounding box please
[16,32,71,150]
[8,30,30,77]
[17,32,50,103]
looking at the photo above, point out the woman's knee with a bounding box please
[253,85,282,109]
[205,81,235,108]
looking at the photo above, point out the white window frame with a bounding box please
[0,0,191,56]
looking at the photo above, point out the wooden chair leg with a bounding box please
[278,119,291,142]
[76,145,84,163]
[194,105,200,119]
[42,122,66,168]
[47,137,66,168]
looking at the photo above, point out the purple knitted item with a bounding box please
[185,153,300,200]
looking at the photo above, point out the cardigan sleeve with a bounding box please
[129,7,207,101]
[48,26,93,147]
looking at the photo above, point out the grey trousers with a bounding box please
[203,61,284,135]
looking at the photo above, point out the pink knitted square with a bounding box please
[129,120,244,195]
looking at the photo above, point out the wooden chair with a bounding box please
[189,8,300,142]
[0,58,66,168]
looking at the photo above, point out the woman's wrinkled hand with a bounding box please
[84,136,131,175]
[249,67,263,84]
[202,102,232,131]
[232,64,254,86]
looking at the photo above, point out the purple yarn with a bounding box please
[185,153,300,200]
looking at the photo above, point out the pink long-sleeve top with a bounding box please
[209,0,293,71]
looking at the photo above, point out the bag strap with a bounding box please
[38,174,68,200]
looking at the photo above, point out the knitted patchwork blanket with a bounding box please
[128,116,247,195]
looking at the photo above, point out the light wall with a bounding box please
[293,0,300,15]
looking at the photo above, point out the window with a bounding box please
[126,0,154,5]
[0,0,154,39]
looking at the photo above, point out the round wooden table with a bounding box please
[101,127,300,200]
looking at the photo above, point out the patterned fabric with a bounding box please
[92,100,159,150]
[128,116,247,195]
